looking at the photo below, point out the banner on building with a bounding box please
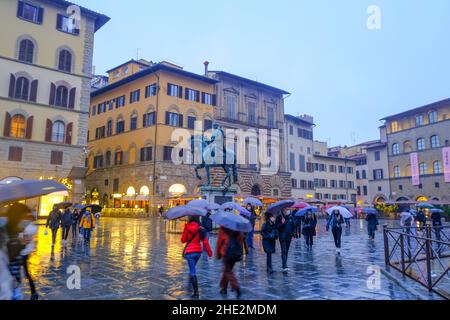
[443,147,450,183]
[410,152,420,186]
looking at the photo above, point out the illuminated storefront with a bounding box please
[39,191,68,217]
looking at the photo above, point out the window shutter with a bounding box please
[65,122,73,144]
[137,90,140,101]
[25,116,33,139]
[3,112,11,137]
[212,94,217,106]
[45,119,52,142]
[8,74,16,98]
[196,91,200,103]
[30,80,38,102]
[178,86,183,98]
[68,87,76,109]
[201,92,205,104]
[140,148,145,162]
[185,87,188,100]
[17,1,24,17]
[167,83,171,95]
[165,112,170,124]
[49,83,56,105]
[56,14,63,29]
[178,114,183,128]
[37,7,44,24]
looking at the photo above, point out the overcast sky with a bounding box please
[76,0,450,146]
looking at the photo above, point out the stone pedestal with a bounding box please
[198,186,238,205]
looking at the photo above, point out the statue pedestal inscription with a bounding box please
[198,186,237,205]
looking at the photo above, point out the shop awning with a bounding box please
[68,167,87,179]
[122,195,136,201]
[136,195,149,201]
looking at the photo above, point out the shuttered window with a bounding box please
[17,1,43,24]
[8,146,23,162]
[18,39,34,63]
[50,151,63,165]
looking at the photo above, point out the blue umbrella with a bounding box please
[416,202,434,209]
[187,199,209,209]
[294,206,317,217]
[266,200,295,214]
[0,180,67,205]
[163,205,206,220]
[429,208,444,214]
[243,197,263,207]
[206,202,221,211]
[220,202,251,218]
[362,208,378,215]
[210,210,251,232]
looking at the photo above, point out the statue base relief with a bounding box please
[198,186,238,205]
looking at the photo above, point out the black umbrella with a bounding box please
[56,201,73,209]
[0,180,67,205]
[79,204,102,214]
[266,200,295,214]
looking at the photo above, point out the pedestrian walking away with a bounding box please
[302,209,317,250]
[327,209,345,254]
[365,213,379,240]
[71,209,81,240]
[416,209,426,231]
[275,209,296,272]
[245,204,257,250]
[79,209,96,245]
[261,212,278,273]
[201,211,213,239]
[61,208,73,246]
[216,226,243,298]
[45,205,62,247]
[181,216,212,298]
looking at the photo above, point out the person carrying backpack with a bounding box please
[326,209,345,254]
[181,216,212,298]
[216,226,243,298]
[46,205,62,247]
[71,209,81,241]
[61,208,73,246]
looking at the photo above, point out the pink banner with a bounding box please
[443,147,450,183]
[410,152,420,186]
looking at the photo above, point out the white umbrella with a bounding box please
[243,197,263,207]
[326,206,353,219]
[187,199,209,209]
[163,205,207,220]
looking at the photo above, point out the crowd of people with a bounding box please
[0,203,99,300]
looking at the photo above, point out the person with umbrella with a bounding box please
[364,209,379,240]
[326,209,345,254]
[244,203,258,250]
[201,210,213,240]
[430,209,444,241]
[261,212,278,273]
[0,217,13,300]
[79,208,95,246]
[46,204,62,248]
[275,208,296,273]
[301,208,317,250]
[71,209,81,241]
[216,225,243,298]
[61,207,73,246]
[181,215,212,298]
[416,209,426,231]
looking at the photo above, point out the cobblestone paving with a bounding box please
[20,217,445,300]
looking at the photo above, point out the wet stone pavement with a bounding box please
[21,217,444,300]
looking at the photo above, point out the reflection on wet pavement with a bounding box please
[21,217,443,300]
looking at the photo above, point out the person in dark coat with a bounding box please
[301,209,317,249]
[261,212,278,273]
[61,208,73,245]
[431,210,443,241]
[416,209,426,230]
[71,209,81,240]
[292,209,302,239]
[245,204,257,249]
[46,205,62,247]
[275,209,296,272]
[326,209,345,254]
[201,211,213,238]
[365,213,379,240]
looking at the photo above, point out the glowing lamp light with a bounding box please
[126,186,136,196]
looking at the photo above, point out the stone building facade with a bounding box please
[206,69,292,198]
[0,0,109,215]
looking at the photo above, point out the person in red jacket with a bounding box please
[181,216,212,298]
[216,226,243,298]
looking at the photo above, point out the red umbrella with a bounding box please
[290,201,309,209]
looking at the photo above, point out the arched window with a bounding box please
[15,77,30,100]
[393,166,401,178]
[430,135,440,148]
[58,49,72,72]
[433,161,442,174]
[130,114,138,130]
[419,162,427,175]
[10,114,26,138]
[106,120,113,136]
[392,143,400,155]
[105,150,111,167]
[403,140,412,153]
[429,111,438,123]
[55,85,69,107]
[18,39,34,63]
[416,138,425,151]
[52,121,65,143]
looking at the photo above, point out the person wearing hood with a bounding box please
[365,213,379,240]
[301,209,317,250]
[79,209,95,245]
[431,210,443,241]
[71,209,81,240]
[245,204,257,250]
[261,212,278,273]
[326,209,345,254]
[181,216,212,298]
[61,208,73,246]
[46,205,62,247]
[275,209,296,273]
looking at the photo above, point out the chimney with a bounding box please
[204,61,209,76]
